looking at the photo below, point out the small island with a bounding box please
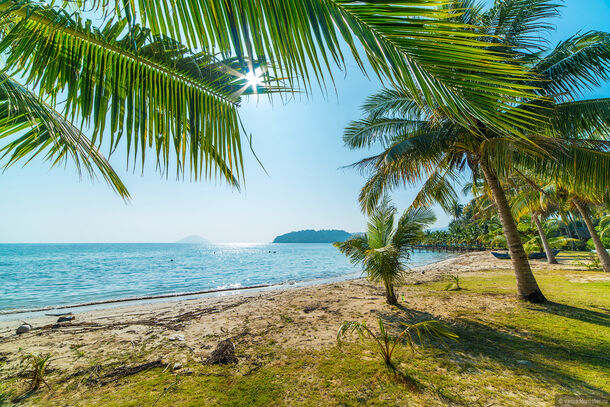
[273,229,352,243]
[175,235,210,244]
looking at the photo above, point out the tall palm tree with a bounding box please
[334,196,435,305]
[566,194,610,272]
[515,179,610,272]
[343,0,610,303]
[509,179,559,264]
[0,0,543,196]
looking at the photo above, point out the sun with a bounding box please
[244,70,263,88]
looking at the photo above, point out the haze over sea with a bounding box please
[0,243,453,313]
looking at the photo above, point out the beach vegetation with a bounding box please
[344,0,610,301]
[577,253,603,271]
[337,317,458,367]
[19,353,51,393]
[444,274,462,291]
[334,196,435,304]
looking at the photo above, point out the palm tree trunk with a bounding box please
[385,283,397,305]
[533,213,558,264]
[573,200,610,273]
[480,162,546,303]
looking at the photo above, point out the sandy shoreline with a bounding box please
[0,252,455,319]
[0,251,592,371]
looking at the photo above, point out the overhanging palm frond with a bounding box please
[359,171,389,215]
[532,31,610,97]
[359,88,429,121]
[0,73,130,197]
[343,88,431,149]
[410,167,460,214]
[355,131,454,214]
[549,98,610,137]
[0,2,275,185]
[114,0,542,136]
[482,0,560,52]
[494,139,610,200]
[343,118,429,150]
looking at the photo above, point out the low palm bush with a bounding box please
[334,196,435,305]
[337,317,457,367]
[444,274,462,291]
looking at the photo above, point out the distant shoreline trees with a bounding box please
[273,230,351,244]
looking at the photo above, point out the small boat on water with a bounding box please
[491,250,560,260]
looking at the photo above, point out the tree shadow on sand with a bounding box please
[375,304,609,402]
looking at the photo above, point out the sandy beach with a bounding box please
[0,251,592,370]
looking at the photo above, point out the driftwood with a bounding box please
[3,299,251,341]
[204,339,238,365]
[73,360,166,386]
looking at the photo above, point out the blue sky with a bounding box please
[1,0,609,243]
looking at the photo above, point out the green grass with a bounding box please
[2,262,609,406]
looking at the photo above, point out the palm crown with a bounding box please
[334,196,435,305]
[343,0,610,302]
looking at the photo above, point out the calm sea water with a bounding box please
[0,243,454,312]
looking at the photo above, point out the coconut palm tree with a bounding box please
[0,0,543,196]
[343,0,610,303]
[509,180,560,264]
[565,193,610,272]
[514,179,610,271]
[334,196,435,305]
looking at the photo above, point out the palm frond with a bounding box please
[366,196,396,249]
[482,0,561,52]
[0,3,276,185]
[392,206,436,249]
[359,171,390,215]
[533,31,610,98]
[0,72,130,197]
[360,88,428,121]
[343,118,429,150]
[410,167,460,214]
[550,98,610,137]
[116,0,541,136]
[333,234,370,265]
[507,140,610,200]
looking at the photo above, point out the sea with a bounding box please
[0,243,454,315]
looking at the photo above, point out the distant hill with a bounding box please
[273,229,352,243]
[175,235,210,244]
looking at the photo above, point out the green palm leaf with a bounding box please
[532,31,610,97]
[550,98,610,137]
[0,2,276,186]
[116,0,541,135]
[0,72,130,197]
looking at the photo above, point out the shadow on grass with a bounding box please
[377,304,609,399]
[11,389,36,404]
[384,363,422,393]
[528,301,610,328]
